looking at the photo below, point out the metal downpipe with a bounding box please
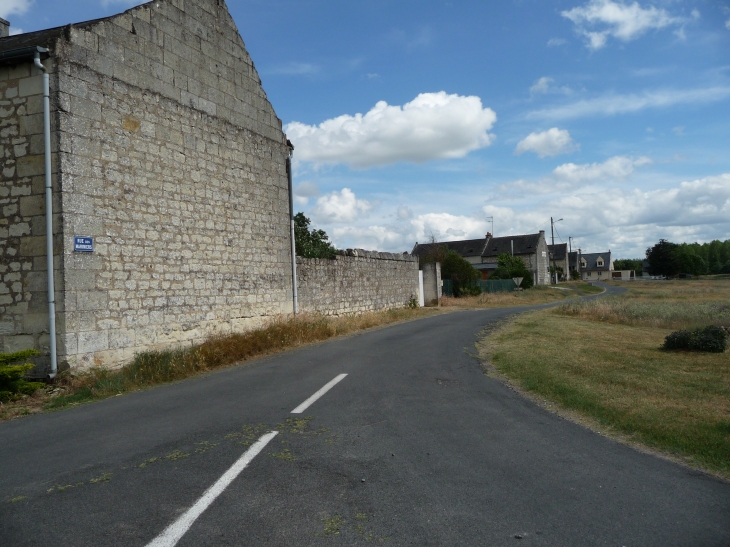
[34,52,57,379]
[287,155,298,314]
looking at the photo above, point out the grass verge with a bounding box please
[480,279,730,480]
[1,307,438,421]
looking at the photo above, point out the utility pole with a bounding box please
[550,217,562,284]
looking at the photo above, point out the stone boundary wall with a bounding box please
[297,249,419,315]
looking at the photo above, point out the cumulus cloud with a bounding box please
[311,188,375,224]
[527,86,730,120]
[552,174,730,238]
[552,155,651,183]
[562,0,685,50]
[0,0,31,18]
[515,128,579,158]
[312,173,729,257]
[285,92,497,168]
[495,155,651,195]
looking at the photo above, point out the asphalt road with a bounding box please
[1,284,729,546]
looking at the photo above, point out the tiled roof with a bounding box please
[412,232,544,261]
[481,233,542,257]
[580,252,612,271]
[548,243,568,261]
[411,238,487,260]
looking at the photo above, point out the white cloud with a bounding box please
[562,0,685,50]
[397,205,413,220]
[726,18,730,30]
[515,128,579,158]
[530,77,554,95]
[527,86,730,120]
[9,27,22,35]
[0,0,31,18]
[293,181,320,206]
[285,92,497,168]
[552,155,651,183]
[529,77,572,96]
[311,188,375,224]
[495,155,651,195]
[547,38,568,46]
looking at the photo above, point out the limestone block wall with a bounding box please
[1,0,293,372]
[0,60,63,359]
[297,250,420,315]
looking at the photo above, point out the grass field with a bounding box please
[481,279,730,479]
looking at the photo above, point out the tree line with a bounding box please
[618,239,730,277]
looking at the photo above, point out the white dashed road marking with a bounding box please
[291,373,348,414]
[145,431,278,547]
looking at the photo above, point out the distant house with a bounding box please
[580,252,614,281]
[411,231,551,285]
[548,243,569,281]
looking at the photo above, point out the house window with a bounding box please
[581,259,586,267]
[597,258,604,267]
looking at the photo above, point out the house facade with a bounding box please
[580,252,614,281]
[411,231,551,285]
[0,0,294,372]
[547,243,569,281]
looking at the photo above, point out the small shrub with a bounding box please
[0,349,44,402]
[663,326,728,353]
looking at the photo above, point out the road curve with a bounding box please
[1,283,728,546]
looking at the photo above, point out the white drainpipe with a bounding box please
[34,52,57,379]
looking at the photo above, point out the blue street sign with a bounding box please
[74,236,94,252]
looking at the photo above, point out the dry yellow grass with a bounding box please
[1,307,440,421]
[441,281,601,309]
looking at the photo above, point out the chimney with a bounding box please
[485,232,491,238]
[0,18,9,38]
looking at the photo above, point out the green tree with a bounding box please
[293,213,337,259]
[441,250,481,297]
[490,253,534,289]
[646,239,679,276]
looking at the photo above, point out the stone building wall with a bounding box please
[0,0,293,371]
[297,250,420,315]
[0,60,63,359]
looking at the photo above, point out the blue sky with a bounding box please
[4,0,729,258]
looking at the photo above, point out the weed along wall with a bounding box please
[296,250,420,315]
[0,0,294,373]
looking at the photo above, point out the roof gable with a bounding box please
[580,251,612,271]
[481,233,542,257]
[0,0,285,144]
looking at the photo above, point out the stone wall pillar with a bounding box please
[422,262,441,307]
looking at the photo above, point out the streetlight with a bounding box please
[550,217,563,284]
